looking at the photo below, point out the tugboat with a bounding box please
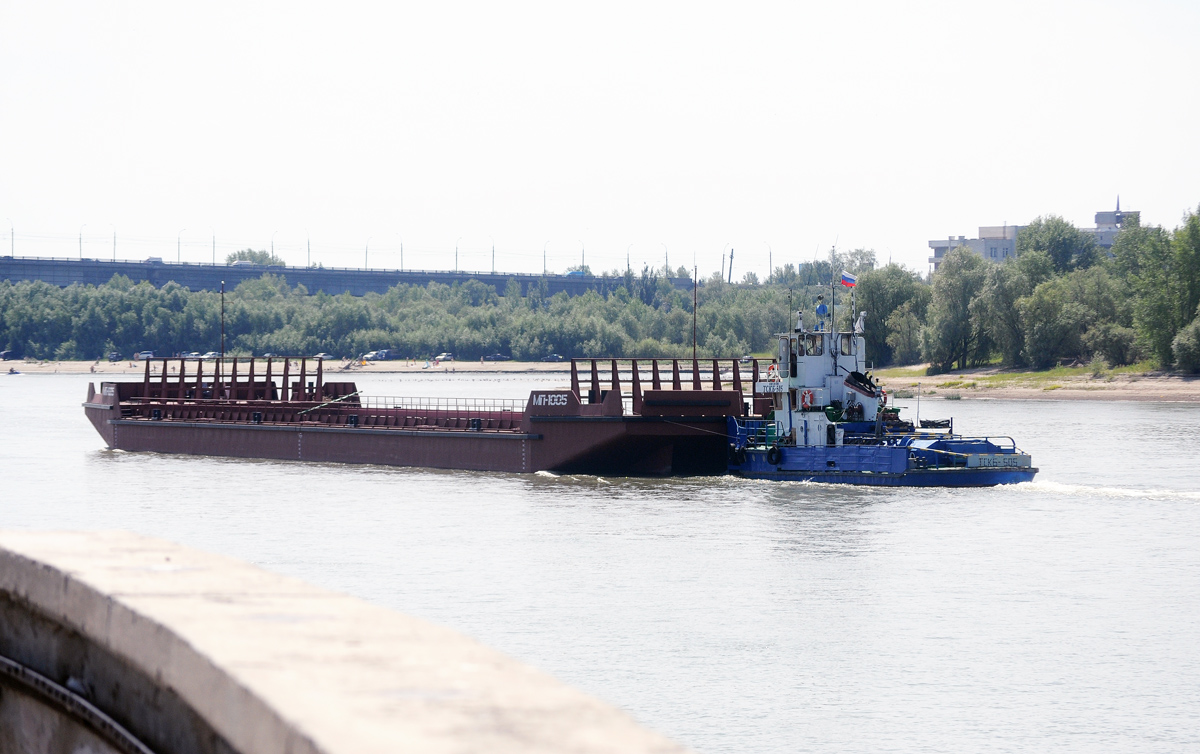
[726,287,1037,486]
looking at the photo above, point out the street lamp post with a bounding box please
[627,243,633,273]
[661,243,668,275]
[490,236,495,274]
[79,224,87,259]
[455,237,461,272]
[4,218,11,256]
[765,242,772,283]
[579,240,585,272]
[543,241,549,275]
[177,228,187,264]
[365,237,372,269]
[271,230,278,262]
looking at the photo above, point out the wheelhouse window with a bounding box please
[805,334,823,356]
[840,334,853,356]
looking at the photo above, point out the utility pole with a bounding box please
[728,248,734,284]
[692,266,698,361]
[177,228,186,263]
[543,241,548,275]
[220,281,226,363]
[79,224,86,259]
[112,229,116,261]
[662,243,668,275]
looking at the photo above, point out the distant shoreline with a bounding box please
[874,364,1200,403]
[5,358,573,376]
[8,358,1200,403]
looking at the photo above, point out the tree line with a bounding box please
[853,208,1200,373]
[2,208,1198,372]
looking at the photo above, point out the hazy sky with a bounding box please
[2,1,1198,279]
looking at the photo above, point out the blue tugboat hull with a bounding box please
[731,445,1037,487]
[736,466,1037,486]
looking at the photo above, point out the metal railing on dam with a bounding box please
[0,530,688,754]
[0,256,693,298]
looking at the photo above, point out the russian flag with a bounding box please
[840,271,857,287]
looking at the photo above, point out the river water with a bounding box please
[3,371,1199,753]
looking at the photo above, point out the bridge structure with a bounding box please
[0,530,687,754]
[0,256,693,298]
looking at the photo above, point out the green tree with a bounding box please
[1173,310,1200,373]
[855,263,928,366]
[1017,216,1097,273]
[1111,219,1179,365]
[977,263,1031,366]
[922,248,987,372]
[226,248,286,266]
[885,301,924,365]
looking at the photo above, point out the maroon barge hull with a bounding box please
[84,357,769,475]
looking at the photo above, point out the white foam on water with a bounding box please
[1011,479,1200,501]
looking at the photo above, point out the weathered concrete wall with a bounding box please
[0,531,687,754]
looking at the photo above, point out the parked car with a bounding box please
[201,352,220,360]
[134,351,155,360]
[106,351,121,362]
[313,353,336,361]
[374,349,393,361]
[0,350,16,361]
[181,352,201,359]
[483,353,511,361]
[539,353,565,362]
[434,352,455,362]
[262,352,277,358]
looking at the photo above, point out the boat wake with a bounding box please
[1011,479,1200,501]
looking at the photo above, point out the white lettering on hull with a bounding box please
[967,454,1032,468]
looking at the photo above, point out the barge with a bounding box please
[83,356,754,475]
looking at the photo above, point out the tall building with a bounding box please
[927,201,1138,271]
[928,224,1020,271]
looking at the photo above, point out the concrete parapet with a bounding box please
[0,531,686,754]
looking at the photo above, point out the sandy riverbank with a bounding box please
[874,366,1200,403]
[8,359,1200,402]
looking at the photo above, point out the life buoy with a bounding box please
[800,389,815,409]
[766,445,783,466]
[766,364,780,381]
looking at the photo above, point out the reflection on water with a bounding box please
[3,373,1200,753]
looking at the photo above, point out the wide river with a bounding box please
[3,371,1199,753]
